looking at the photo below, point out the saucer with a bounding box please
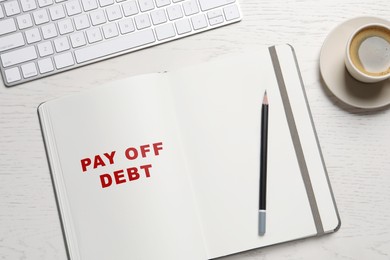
[320,17,390,109]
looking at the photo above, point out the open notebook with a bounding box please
[38,45,340,260]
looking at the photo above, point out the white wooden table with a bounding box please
[1,0,390,259]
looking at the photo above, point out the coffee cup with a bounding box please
[345,23,390,83]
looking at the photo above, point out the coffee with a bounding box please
[349,25,390,77]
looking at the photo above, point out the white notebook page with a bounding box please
[40,74,207,260]
[169,48,318,258]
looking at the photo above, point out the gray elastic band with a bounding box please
[269,46,324,235]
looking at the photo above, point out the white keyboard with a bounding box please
[0,0,241,87]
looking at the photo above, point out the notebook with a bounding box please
[38,44,340,260]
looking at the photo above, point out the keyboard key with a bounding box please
[155,23,175,40]
[106,5,122,21]
[49,5,66,20]
[4,67,21,83]
[90,9,107,25]
[183,0,199,16]
[20,0,37,12]
[86,28,103,43]
[151,9,167,25]
[223,4,239,21]
[38,58,54,73]
[1,46,37,67]
[207,10,224,25]
[17,14,34,29]
[175,18,191,34]
[155,0,170,7]
[0,33,25,52]
[122,0,138,16]
[4,1,21,16]
[166,4,183,20]
[138,0,155,12]
[54,52,75,69]
[81,0,98,11]
[70,32,87,47]
[191,14,207,30]
[66,0,82,16]
[74,14,91,30]
[33,9,49,25]
[58,19,74,34]
[25,28,41,43]
[209,15,223,26]
[102,23,119,39]
[0,19,17,36]
[21,62,38,78]
[198,0,235,11]
[75,29,155,63]
[37,41,54,56]
[41,23,58,39]
[0,5,4,18]
[99,0,114,7]
[37,0,53,7]
[134,13,151,29]
[207,9,222,19]
[54,37,70,52]
[118,18,135,34]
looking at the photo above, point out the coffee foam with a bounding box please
[349,25,390,76]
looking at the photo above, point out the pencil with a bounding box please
[259,91,268,236]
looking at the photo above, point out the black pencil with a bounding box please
[259,91,268,236]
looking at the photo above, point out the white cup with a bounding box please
[345,23,390,83]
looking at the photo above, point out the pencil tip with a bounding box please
[263,91,268,105]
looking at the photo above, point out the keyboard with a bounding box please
[0,0,241,87]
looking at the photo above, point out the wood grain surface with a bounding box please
[1,0,390,259]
